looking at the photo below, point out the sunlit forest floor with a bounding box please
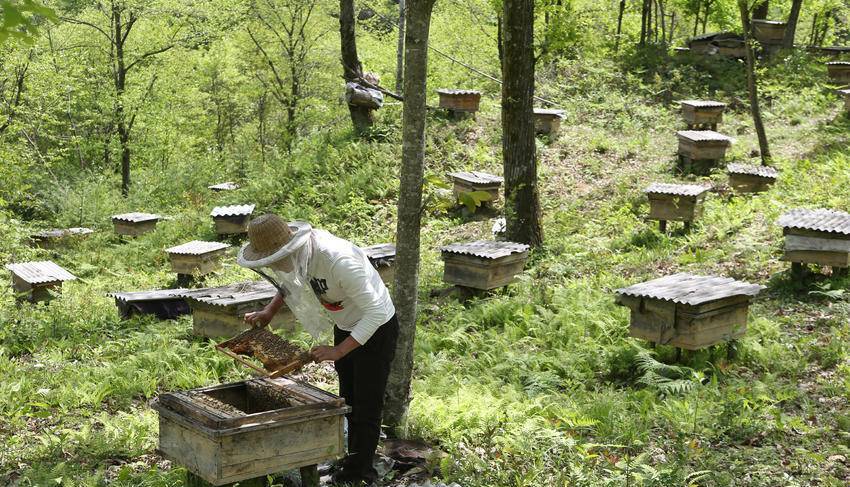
[2,52,850,486]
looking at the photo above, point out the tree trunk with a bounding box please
[384,0,437,429]
[640,0,647,45]
[497,15,505,75]
[782,0,802,49]
[739,1,770,165]
[752,0,768,20]
[113,5,131,196]
[615,0,626,52]
[502,0,543,247]
[339,0,373,135]
[395,0,406,94]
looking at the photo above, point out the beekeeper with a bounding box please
[237,214,398,485]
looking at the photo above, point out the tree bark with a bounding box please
[395,0,406,94]
[384,0,437,429]
[782,0,803,49]
[615,0,626,52]
[502,0,543,246]
[339,0,373,135]
[739,1,770,165]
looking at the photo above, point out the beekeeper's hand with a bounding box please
[243,309,273,328]
[311,345,343,362]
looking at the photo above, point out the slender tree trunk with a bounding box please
[702,0,711,33]
[395,0,406,93]
[782,0,802,49]
[502,0,543,247]
[113,6,131,196]
[693,2,700,37]
[752,0,768,20]
[640,0,647,45]
[615,0,626,52]
[497,14,505,74]
[384,0,437,429]
[809,13,817,45]
[739,1,770,165]
[339,0,373,135]
[658,0,666,44]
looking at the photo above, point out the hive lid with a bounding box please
[210,204,256,217]
[727,163,779,178]
[533,108,566,118]
[5,261,77,284]
[679,100,726,108]
[777,208,850,235]
[32,227,94,239]
[688,31,722,42]
[676,130,735,144]
[362,243,396,261]
[448,171,504,185]
[436,89,481,96]
[751,19,787,26]
[838,89,850,95]
[826,61,850,66]
[441,240,530,259]
[615,272,763,306]
[166,240,230,256]
[644,183,710,197]
[109,288,189,303]
[180,280,277,306]
[112,212,162,223]
[208,181,240,191]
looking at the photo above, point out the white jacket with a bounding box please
[306,229,395,344]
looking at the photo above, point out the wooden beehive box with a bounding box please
[676,130,734,175]
[645,183,709,231]
[440,240,530,290]
[109,289,191,320]
[777,208,850,269]
[151,377,349,486]
[751,19,787,45]
[30,227,94,248]
[727,163,778,193]
[827,61,850,83]
[437,89,481,113]
[687,32,745,58]
[112,212,162,237]
[839,89,850,111]
[615,273,764,350]
[533,108,565,136]
[449,171,504,204]
[165,241,230,278]
[211,204,255,235]
[363,243,396,284]
[6,261,77,302]
[208,181,240,192]
[182,281,296,338]
[680,100,726,130]
[687,32,719,54]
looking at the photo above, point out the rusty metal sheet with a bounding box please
[112,212,161,223]
[679,100,726,108]
[437,89,481,96]
[440,240,530,260]
[644,183,710,197]
[180,281,277,307]
[5,261,77,284]
[615,273,763,306]
[166,240,230,256]
[727,163,779,179]
[449,171,504,186]
[208,182,240,191]
[210,204,256,218]
[778,208,850,235]
[676,130,735,144]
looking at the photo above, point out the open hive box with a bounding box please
[30,227,94,248]
[727,163,778,193]
[5,261,76,302]
[152,377,349,486]
[165,240,230,278]
[827,61,850,83]
[644,183,710,231]
[679,100,725,130]
[436,89,481,113]
[533,108,565,136]
[211,204,255,235]
[751,19,787,45]
[616,273,764,350]
[448,171,503,204]
[182,281,295,338]
[676,130,734,175]
[777,208,850,269]
[363,243,396,284]
[440,240,530,290]
[109,288,190,320]
[112,212,162,236]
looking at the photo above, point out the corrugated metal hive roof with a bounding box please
[6,261,77,284]
[826,61,850,66]
[533,108,566,118]
[32,227,94,239]
[677,130,735,144]
[680,100,726,108]
[777,208,850,235]
[208,182,240,191]
[363,243,396,262]
[112,212,161,223]
[441,240,530,259]
[180,281,277,306]
[645,183,710,197]
[210,204,256,217]
[615,273,763,306]
[437,89,481,96]
[449,171,504,185]
[166,240,230,255]
[109,288,189,303]
[727,163,779,178]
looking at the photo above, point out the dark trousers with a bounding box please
[334,315,399,477]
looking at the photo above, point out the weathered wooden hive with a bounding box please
[687,32,745,58]
[363,243,396,284]
[208,181,240,192]
[615,273,764,350]
[839,89,850,110]
[440,240,530,290]
[152,377,349,486]
[645,183,710,232]
[6,261,76,302]
[827,61,850,83]
[437,89,482,114]
[727,163,778,193]
[533,108,566,136]
[448,171,504,204]
[109,289,191,320]
[751,19,787,45]
[30,227,94,248]
[211,204,255,235]
[165,240,230,278]
[809,46,850,58]
[676,130,734,175]
[777,208,850,269]
[182,281,295,338]
[112,212,162,237]
[680,100,726,130]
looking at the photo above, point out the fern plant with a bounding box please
[634,351,701,397]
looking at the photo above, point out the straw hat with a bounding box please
[236,214,295,266]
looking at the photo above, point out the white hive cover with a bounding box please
[777,208,850,235]
[166,240,230,256]
[112,212,161,223]
[449,171,504,185]
[441,240,530,260]
[826,61,850,66]
[208,182,240,191]
[5,261,77,284]
[32,227,94,239]
[533,108,566,118]
[210,204,256,217]
[616,273,763,306]
[437,89,481,96]
[680,100,726,108]
[676,130,735,144]
[727,163,779,178]
[644,183,710,197]
[362,243,396,262]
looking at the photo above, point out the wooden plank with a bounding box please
[782,250,850,267]
[114,220,157,236]
[625,298,677,344]
[729,173,774,193]
[158,416,222,484]
[214,216,249,235]
[785,235,850,253]
[647,196,699,222]
[220,415,341,466]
